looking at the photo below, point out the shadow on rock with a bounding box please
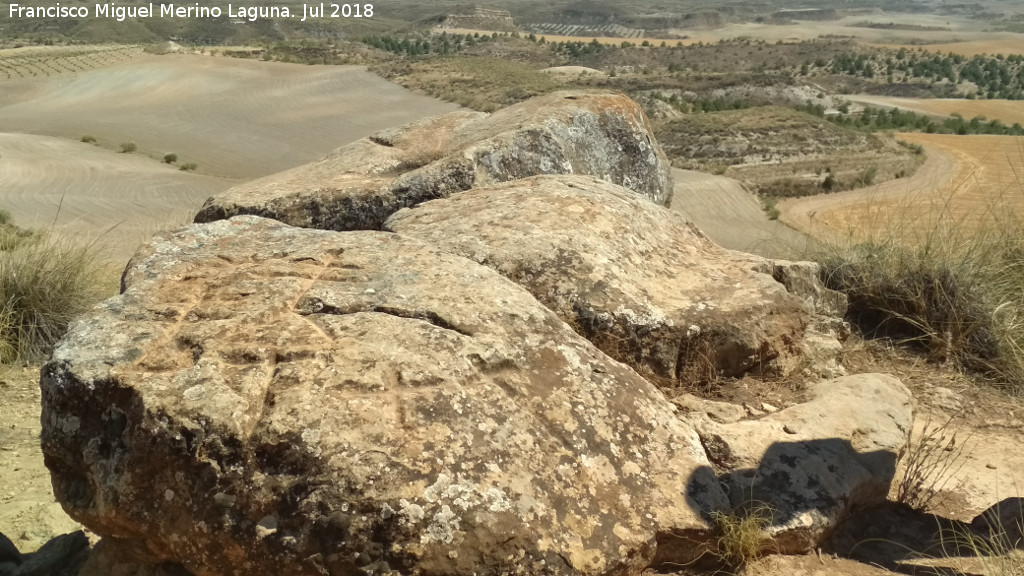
[682,437,901,556]
[0,530,89,576]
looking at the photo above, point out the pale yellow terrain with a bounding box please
[779,133,1024,242]
[850,95,1024,127]
[0,132,236,262]
[0,53,460,180]
[0,51,461,262]
[442,11,1016,53]
[871,38,1024,57]
[670,168,810,258]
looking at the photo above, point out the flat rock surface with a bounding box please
[685,373,913,553]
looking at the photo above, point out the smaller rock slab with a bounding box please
[684,373,913,553]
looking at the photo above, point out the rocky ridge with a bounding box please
[40,91,914,576]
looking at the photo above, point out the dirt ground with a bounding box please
[0,52,460,264]
[0,131,236,264]
[670,168,811,259]
[0,53,460,180]
[0,365,88,554]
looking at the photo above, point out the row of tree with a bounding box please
[824,49,1024,99]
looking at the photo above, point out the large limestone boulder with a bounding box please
[683,374,913,553]
[385,175,846,386]
[194,91,673,231]
[41,216,727,576]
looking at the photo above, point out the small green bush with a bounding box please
[163,153,178,164]
[179,162,197,171]
[761,196,781,220]
[119,141,137,153]
[80,135,97,144]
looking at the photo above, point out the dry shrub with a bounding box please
[938,503,1024,576]
[808,185,1024,393]
[894,414,973,511]
[709,503,776,569]
[0,236,108,362]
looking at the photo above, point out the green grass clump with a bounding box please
[119,141,137,153]
[163,152,177,164]
[80,135,97,144]
[178,161,197,171]
[0,235,107,362]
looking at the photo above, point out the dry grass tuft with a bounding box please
[807,178,1024,394]
[938,503,1024,576]
[0,234,109,362]
[894,414,973,512]
[710,504,776,569]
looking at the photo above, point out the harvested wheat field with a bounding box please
[669,168,810,258]
[0,50,460,261]
[0,132,236,262]
[872,36,1024,57]
[0,52,460,180]
[779,133,1024,242]
[851,95,1024,127]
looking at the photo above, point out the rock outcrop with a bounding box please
[194,91,673,231]
[42,92,913,575]
[386,175,846,385]
[42,216,729,576]
[683,374,913,553]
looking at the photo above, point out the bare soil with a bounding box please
[0,53,460,180]
[669,168,810,259]
[0,52,460,263]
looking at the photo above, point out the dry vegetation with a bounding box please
[790,134,1024,392]
[659,106,921,197]
[783,133,1024,240]
[373,56,560,112]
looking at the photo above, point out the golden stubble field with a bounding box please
[779,133,1024,243]
[0,49,460,262]
[852,95,1024,127]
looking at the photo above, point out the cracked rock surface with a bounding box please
[194,91,673,231]
[386,175,846,385]
[42,216,729,576]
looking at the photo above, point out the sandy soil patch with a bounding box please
[670,168,810,258]
[0,365,88,554]
[0,53,460,180]
[778,133,1024,242]
[851,94,1024,126]
[541,65,605,77]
